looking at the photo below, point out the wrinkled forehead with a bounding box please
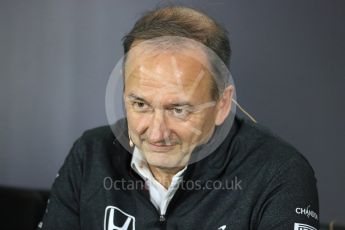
[122,38,216,103]
[125,48,213,98]
[124,37,211,75]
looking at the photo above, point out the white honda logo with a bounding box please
[294,223,316,230]
[104,206,135,230]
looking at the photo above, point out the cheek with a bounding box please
[126,112,151,134]
[170,118,207,143]
[191,109,216,127]
[186,111,216,138]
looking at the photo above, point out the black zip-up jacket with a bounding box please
[39,117,319,230]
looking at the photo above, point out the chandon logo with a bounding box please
[104,206,135,230]
[295,205,318,221]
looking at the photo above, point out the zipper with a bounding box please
[129,169,168,228]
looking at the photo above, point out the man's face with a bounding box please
[124,44,225,170]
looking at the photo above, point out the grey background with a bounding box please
[1,0,344,223]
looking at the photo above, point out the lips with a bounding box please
[146,142,176,152]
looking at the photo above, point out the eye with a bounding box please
[173,107,183,114]
[135,102,145,108]
[132,101,151,112]
[170,107,190,119]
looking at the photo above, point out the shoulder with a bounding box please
[67,125,116,161]
[234,117,315,176]
[80,125,114,143]
[235,121,320,229]
[69,124,130,196]
[68,123,127,170]
[79,119,128,148]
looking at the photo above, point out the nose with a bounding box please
[147,109,170,144]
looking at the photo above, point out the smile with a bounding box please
[146,142,176,152]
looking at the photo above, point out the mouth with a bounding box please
[146,142,176,152]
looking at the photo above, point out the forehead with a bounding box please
[124,43,214,101]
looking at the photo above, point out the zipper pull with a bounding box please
[159,215,166,222]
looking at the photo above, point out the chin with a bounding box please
[144,151,185,169]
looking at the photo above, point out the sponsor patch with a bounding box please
[104,206,135,230]
[294,222,317,230]
[295,205,318,221]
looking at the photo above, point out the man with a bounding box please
[39,6,319,230]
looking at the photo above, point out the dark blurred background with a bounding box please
[0,0,344,224]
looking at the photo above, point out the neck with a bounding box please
[148,165,184,189]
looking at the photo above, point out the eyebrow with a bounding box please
[126,93,194,108]
[168,102,194,108]
[127,93,150,104]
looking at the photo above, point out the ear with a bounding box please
[215,85,234,126]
